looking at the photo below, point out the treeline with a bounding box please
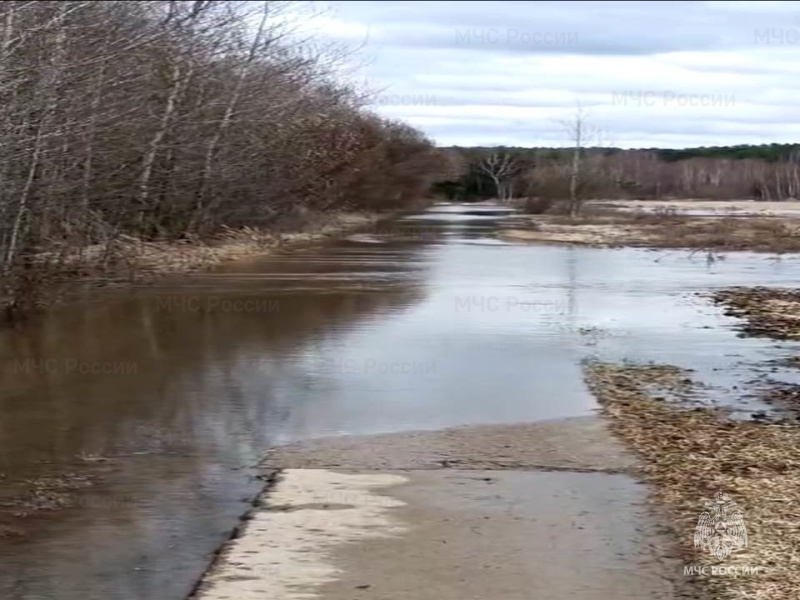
[0,1,447,315]
[656,144,800,163]
[437,145,800,203]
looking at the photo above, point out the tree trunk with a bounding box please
[138,61,191,231]
[189,2,270,232]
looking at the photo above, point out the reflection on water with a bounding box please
[1,202,800,599]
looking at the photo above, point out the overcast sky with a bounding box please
[312,0,800,149]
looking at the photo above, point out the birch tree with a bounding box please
[559,105,601,218]
[0,0,449,319]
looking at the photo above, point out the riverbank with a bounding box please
[585,361,800,600]
[2,210,392,322]
[712,287,800,341]
[0,210,392,535]
[601,199,800,218]
[498,201,800,253]
[192,418,683,600]
[112,212,382,278]
[710,285,800,415]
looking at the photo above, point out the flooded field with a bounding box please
[1,203,799,599]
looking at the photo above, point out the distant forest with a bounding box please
[435,144,800,202]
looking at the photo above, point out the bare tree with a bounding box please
[560,105,601,217]
[0,0,448,319]
[188,1,274,232]
[478,151,518,202]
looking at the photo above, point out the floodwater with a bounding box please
[1,203,800,599]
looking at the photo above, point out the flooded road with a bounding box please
[1,203,800,599]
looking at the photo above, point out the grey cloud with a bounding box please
[326,0,800,148]
[333,1,795,56]
[426,118,800,149]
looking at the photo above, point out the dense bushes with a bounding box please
[0,1,448,315]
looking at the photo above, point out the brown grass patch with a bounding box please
[586,361,800,600]
[712,287,800,340]
[1,211,383,322]
[500,212,800,253]
[113,212,381,278]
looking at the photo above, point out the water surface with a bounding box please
[1,203,799,599]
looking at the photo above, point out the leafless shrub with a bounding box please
[521,197,557,214]
[0,1,449,319]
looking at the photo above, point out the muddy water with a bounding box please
[1,203,800,599]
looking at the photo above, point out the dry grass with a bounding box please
[1,211,383,321]
[586,361,800,600]
[712,287,800,340]
[710,286,800,416]
[500,211,800,253]
[658,218,800,253]
[598,199,800,218]
[112,211,381,278]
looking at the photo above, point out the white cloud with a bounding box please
[319,0,800,148]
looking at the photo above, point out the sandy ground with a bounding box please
[193,417,687,600]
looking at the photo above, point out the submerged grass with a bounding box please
[0,471,97,538]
